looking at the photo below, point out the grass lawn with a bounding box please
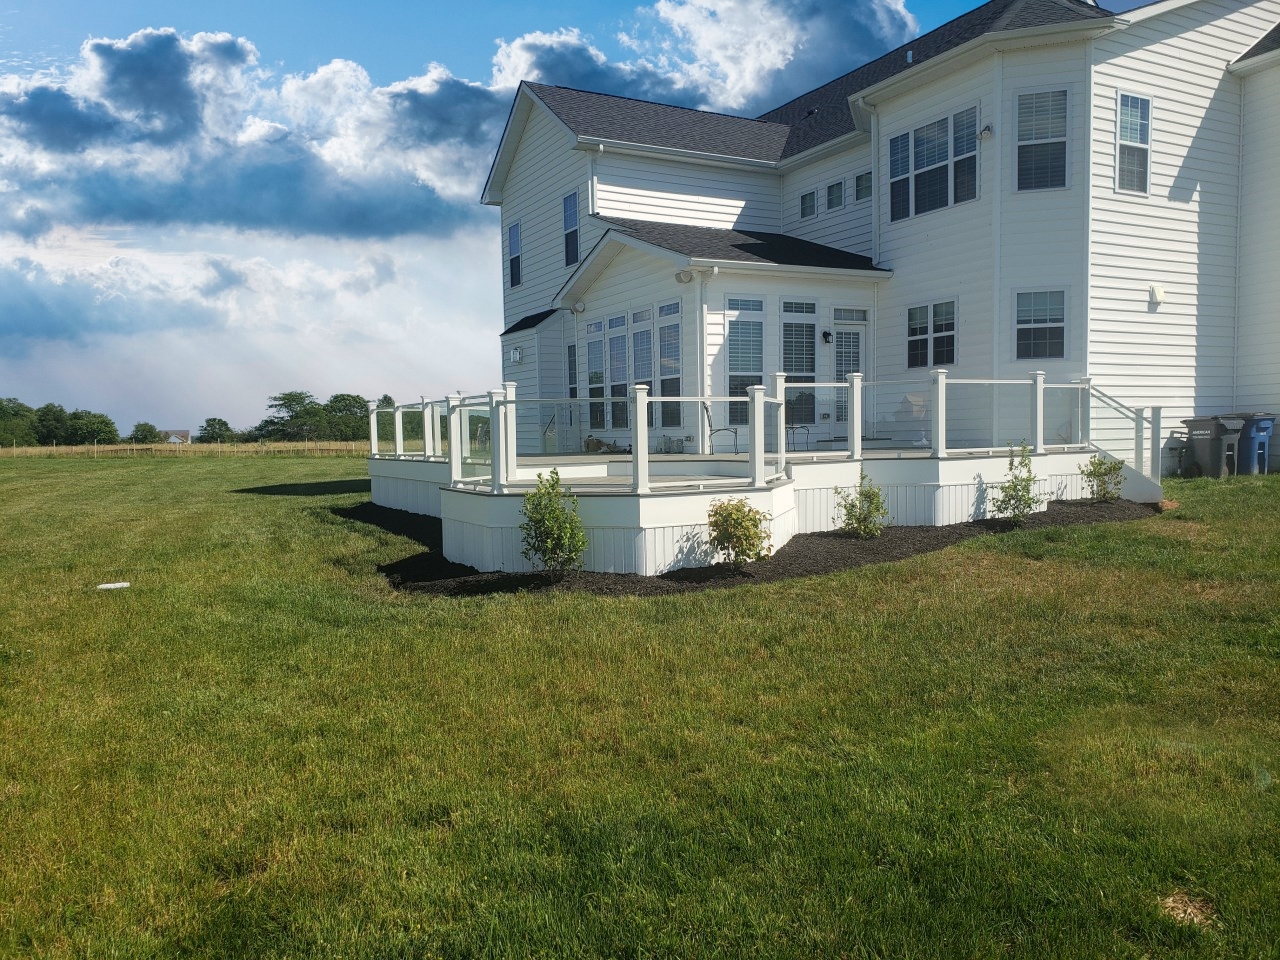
[1,457,1278,958]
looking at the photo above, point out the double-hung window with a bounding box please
[889,105,979,221]
[659,323,682,427]
[726,304,763,426]
[826,181,844,210]
[563,192,579,266]
[854,171,872,201]
[1016,291,1065,359]
[507,222,521,287]
[566,344,577,399]
[1017,91,1068,190]
[1117,94,1150,194]
[800,190,817,219]
[907,301,956,368]
[633,327,654,426]
[833,308,866,423]
[609,334,628,428]
[782,306,817,425]
[587,339,605,429]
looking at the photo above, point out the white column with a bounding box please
[503,381,519,477]
[488,389,506,493]
[447,394,463,485]
[632,384,650,494]
[773,372,788,461]
[748,384,766,487]
[930,369,948,459]
[1149,406,1163,479]
[1134,407,1146,476]
[367,401,379,457]
[1078,376,1092,445]
[393,406,405,457]
[1030,370,1046,455]
[420,398,431,458]
[847,372,863,460]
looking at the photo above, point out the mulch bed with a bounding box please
[347,499,1159,599]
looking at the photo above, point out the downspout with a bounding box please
[1082,43,1094,382]
[861,98,882,266]
[1233,72,1245,410]
[991,52,1003,379]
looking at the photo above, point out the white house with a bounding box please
[368,0,1280,574]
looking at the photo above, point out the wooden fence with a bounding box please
[3,441,370,459]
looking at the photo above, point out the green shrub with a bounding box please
[520,469,588,573]
[1079,453,1125,503]
[833,472,889,539]
[707,497,771,569]
[991,443,1044,527]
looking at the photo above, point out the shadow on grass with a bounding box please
[234,479,371,497]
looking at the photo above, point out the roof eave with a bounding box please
[775,129,871,170]
[850,19,1121,107]
[1229,45,1280,75]
[686,258,891,280]
[573,137,782,170]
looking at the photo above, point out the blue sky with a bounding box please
[0,0,1016,430]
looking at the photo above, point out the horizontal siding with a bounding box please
[1238,63,1280,409]
[1088,0,1280,426]
[780,144,874,255]
[594,154,780,231]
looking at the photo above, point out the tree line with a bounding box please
[0,391,397,447]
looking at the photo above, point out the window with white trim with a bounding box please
[631,307,652,325]
[1015,291,1065,360]
[1017,91,1067,191]
[782,300,816,315]
[659,322,682,427]
[726,297,763,312]
[889,105,978,222]
[567,344,577,399]
[658,299,681,318]
[585,320,603,334]
[587,339,605,429]
[507,222,522,287]
[782,320,816,424]
[907,301,956,368]
[854,171,872,202]
[727,318,763,426]
[826,181,844,210]
[609,334,628,428]
[563,192,579,266]
[1117,94,1150,194]
[800,190,817,219]
[633,328,654,426]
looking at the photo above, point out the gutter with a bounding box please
[1228,47,1280,77]
[573,137,782,170]
[686,258,891,280]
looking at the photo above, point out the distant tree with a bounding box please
[324,393,370,441]
[377,394,394,408]
[126,422,165,444]
[34,403,69,445]
[63,410,120,445]
[0,398,37,446]
[195,417,238,443]
[253,390,328,441]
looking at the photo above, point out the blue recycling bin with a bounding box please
[1229,413,1275,475]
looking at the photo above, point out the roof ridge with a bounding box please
[524,81,787,129]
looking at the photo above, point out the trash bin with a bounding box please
[1181,415,1244,478]
[1227,413,1276,475]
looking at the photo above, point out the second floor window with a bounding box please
[1117,94,1150,194]
[1018,91,1067,191]
[854,171,872,201]
[507,222,521,287]
[889,105,978,222]
[563,192,579,266]
[826,181,844,209]
[800,190,817,219]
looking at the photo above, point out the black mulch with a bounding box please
[340,499,1159,599]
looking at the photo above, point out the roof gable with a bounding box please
[1237,22,1280,63]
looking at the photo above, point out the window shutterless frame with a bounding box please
[1016,88,1069,191]
[563,191,580,266]
[888,104,979,222]
[1012,288,1069,361]
[507,221,522,287]
[1115,92,1152,195]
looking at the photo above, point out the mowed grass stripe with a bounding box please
[0,458,1277,958]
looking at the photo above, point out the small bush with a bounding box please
[833,473,889,539]
[1079,453,1125,503]
[991,443,1044,527]
[520,469,588,573]
[707,498,771,569]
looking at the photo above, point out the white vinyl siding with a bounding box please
[779,143,874,255]
[594,153,780,231]
[1238,58,1280,414]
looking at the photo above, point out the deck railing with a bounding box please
[370,372,1162,491]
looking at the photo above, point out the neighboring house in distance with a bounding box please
[483,0,1280,469]
[161,430,190,444]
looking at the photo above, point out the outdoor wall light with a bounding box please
[822,330,833,344]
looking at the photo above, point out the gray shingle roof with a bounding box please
[596,216,885,271]
[502,308,558,334]
[1238,22,1280,62]
[758,0,1114,157]
[526,83,791,162]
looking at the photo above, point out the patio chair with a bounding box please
[702,401,740,454]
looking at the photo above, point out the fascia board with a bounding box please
[1116,0,1205,25]
[572,137,781,171]
[554,232,690,306]
[1229,46,1280,76]
[686,258,891,280]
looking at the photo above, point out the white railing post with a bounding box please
[393,405,405,457]
[367,401,379,457]
[1134,406,1146,477]
[503,381,518,477]
[632,384,650,494]
[773,372,788,461]
[419,398,430,458]
[1078,377,1092,445]
[931,369,948,459]
[447,394,463,485]
[749,384,767,487]
[488,389,505,493]
[1150,406,1163,479]
[847,373,863,460]
[1030,370,1046,455]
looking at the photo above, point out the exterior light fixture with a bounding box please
[822,330,833,344]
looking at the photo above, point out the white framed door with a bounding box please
[834,321,866,425]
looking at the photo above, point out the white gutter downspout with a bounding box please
[991,53,1003,380]
[1233,71,1245,409]
[861,98,882,266]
